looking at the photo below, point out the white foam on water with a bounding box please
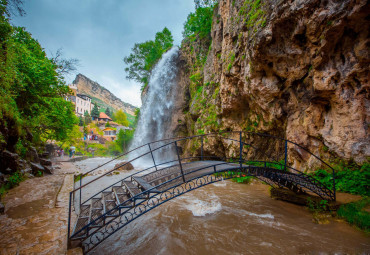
[244,211,274,219]
[184,198,222,217]
[212,181,227,187]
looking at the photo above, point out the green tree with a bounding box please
[183,5,214,40]
[105,107,112,117]
[105,121,111,127]
[91,104,99,119]
[84,111,92,124]
[124,27,174,90]
[113,129,134,154]
[0,3,78,155]
[78,116,84,126]
[113,109,129,126]
[133,108,140,128]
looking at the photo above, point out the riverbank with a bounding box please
[0,161,82,255]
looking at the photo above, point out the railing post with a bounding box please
[148,143,158,171]
[175,141,186,183]
[67,192,72,244]
[79,174,82,210]
[284,139,288,171]
[332,168,336,201]
[239,131,243,170]
[201,136,204,161]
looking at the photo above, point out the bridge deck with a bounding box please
[70,160,334,253]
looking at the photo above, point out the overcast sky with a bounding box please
[11,0,195,107]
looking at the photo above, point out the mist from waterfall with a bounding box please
[129,47,179,167]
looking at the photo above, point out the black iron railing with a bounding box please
[67,131,336,252]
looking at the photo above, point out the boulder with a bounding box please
[30,162,44,175]
[0,150,20,173]
[114,161,134,171]
[0,202,4,215]
[0,172,4,186]
[26,147,40,163]
[41,152,50,159]
[43,165,54,175]
[40,158,52,166]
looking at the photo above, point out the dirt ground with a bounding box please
[0,161,82,255]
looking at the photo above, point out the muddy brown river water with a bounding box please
[77,169,369,255]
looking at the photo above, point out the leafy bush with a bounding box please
[0,171,25,198]
[337,197,370,232]
[183,5,214,40]
[310,162,370,196]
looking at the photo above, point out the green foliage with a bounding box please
[105,121,111,128]
[310,162,370,196]
[306,198,330,212]
[133,108,140,128]
[0,5,77,154]
[91,104,100,119]
[108,129,135,155]
[113,109,129,126]
[183,5,214,40]
[0,171,25,198]
[124,27,174,90]
[105,107,112,117]
[78,116,84,126]
[337,197,370,232]
[238,0,266,32]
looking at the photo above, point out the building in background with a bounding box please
[66,84,94,116]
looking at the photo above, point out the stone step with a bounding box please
[112,186,132,208]
[133,176,160,193]
[122,181,145,199]
[102,192,119,216]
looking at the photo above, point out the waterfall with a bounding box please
[129,47,179,166]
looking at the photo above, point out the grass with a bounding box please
[337,197,370,232]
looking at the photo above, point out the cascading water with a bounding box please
[129,47,179,166]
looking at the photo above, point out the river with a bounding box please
[74,158,369,255]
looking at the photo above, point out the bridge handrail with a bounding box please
[68,131,336,240]
[71,159,334,239]
[72,132,284,193]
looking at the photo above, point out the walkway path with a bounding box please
[0,161,82,255]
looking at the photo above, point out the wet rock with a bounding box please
[26,147,40,163]
[30,162,44,175]
[21,168,32,175]
[114,161,134,171]
[43,166,54,175]
[40,158,52,166]
[41,152,50,159]
[0,172,4,186]
[0,202,4,215]
[0,150,20,173]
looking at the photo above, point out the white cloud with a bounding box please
[99,76,142,107]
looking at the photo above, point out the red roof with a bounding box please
[99,112,112,121]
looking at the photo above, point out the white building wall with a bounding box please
[76,96,93,116]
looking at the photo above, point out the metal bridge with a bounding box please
[67,131,336,253]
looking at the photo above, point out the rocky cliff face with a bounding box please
[174,0,369,169]
[73,74,137,115]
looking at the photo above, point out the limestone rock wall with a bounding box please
[73,74,137,115]
[176,0,369,168]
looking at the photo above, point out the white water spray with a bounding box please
[130,47,179,166]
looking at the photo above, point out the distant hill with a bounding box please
[73,74,137,116]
